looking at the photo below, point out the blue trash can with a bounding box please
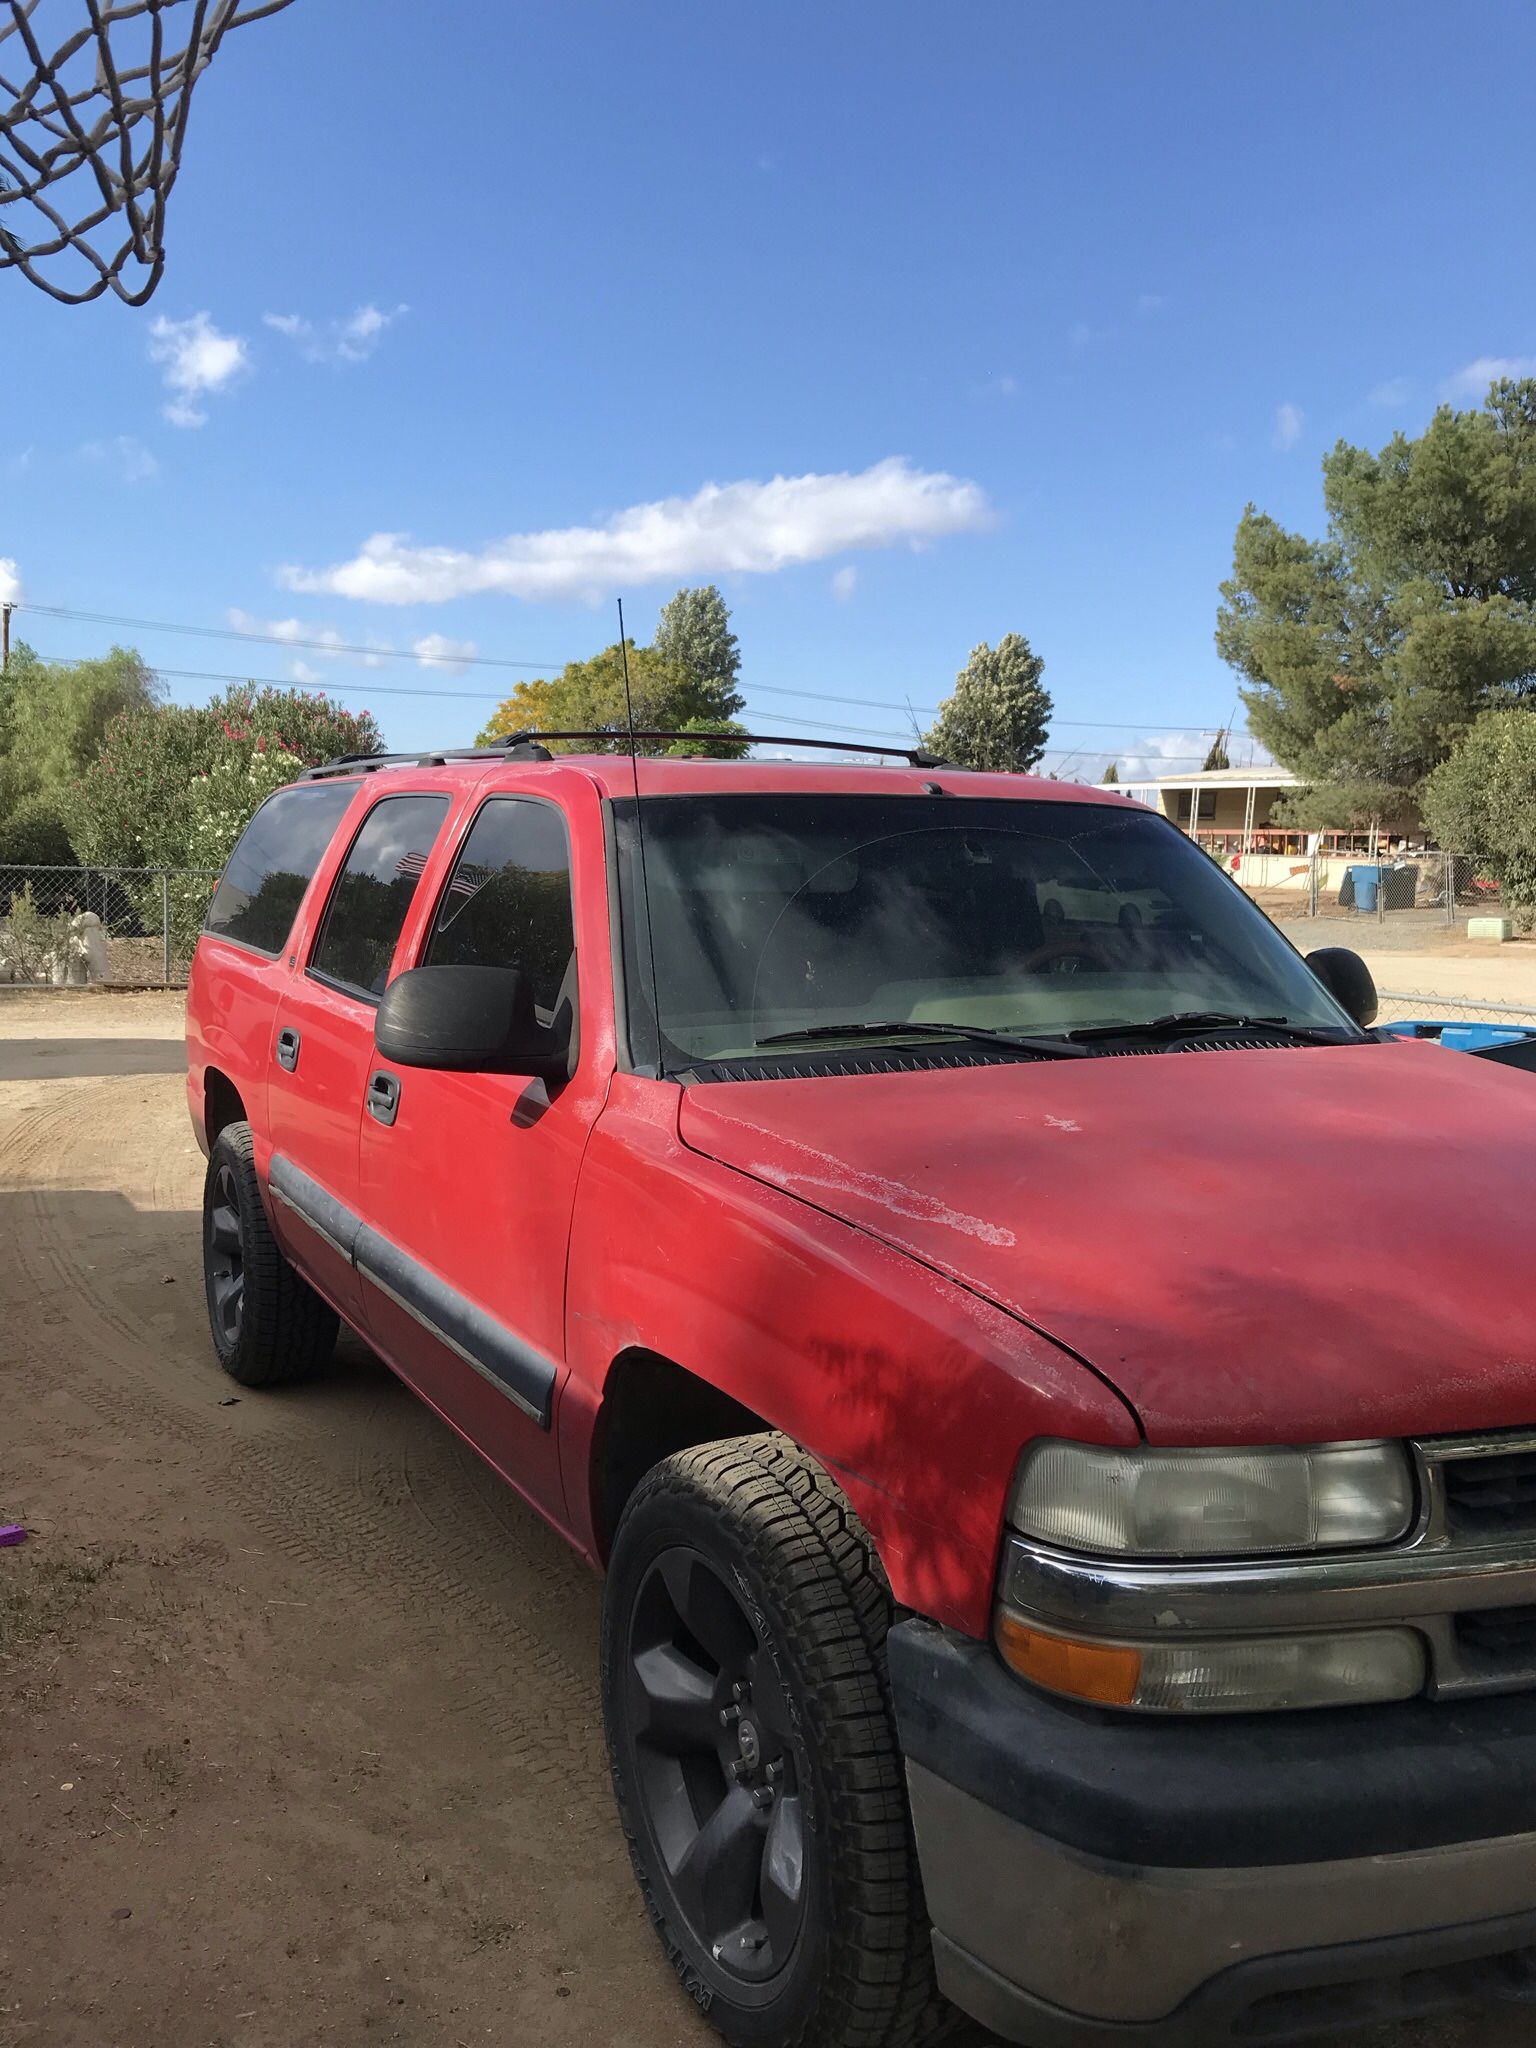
[1349,864,1381,913]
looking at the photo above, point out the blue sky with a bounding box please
[4,0,1534,781]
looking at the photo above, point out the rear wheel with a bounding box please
[202,1123,337,1387]
[601,1433,949,2048]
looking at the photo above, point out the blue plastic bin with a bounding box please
[1379,1020,1536,1053]
[1348,864,1381,913]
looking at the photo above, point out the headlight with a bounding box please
[996,1613,1426,1713]
[1009,1440,1416,1558]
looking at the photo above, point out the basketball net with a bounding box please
[0,0,295,306]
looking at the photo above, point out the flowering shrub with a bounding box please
[183,746,304,873]
[64,686,382,869]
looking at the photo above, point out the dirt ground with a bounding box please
[0,991,1529,2048]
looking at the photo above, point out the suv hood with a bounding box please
[679,1042,1536,1445]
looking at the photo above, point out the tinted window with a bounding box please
[310,795,450,999]
[614,793,1357,1067]
[426,799,575,1014]
[205,782,355,957]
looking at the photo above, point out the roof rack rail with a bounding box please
[298,746,518,781]
[300,730,951,780]
[490,730,949,766]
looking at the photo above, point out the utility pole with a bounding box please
[2,600,11,673]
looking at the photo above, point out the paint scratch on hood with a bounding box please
[707,1109,1016,1248]
[1045,1115,1081,1132]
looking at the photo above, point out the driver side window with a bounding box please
[425,798,576,1020]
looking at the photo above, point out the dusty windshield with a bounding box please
[615,792,1357,1067]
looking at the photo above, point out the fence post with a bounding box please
[1309,851,1319,918]
[161,873,171,984]
[1446,852,1455,928]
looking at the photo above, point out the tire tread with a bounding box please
[204,1123,337,1387]
[604,1432,957,2048]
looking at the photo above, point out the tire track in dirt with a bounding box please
[2,1072,615,1831]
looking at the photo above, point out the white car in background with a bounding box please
[1039,870,1173,930]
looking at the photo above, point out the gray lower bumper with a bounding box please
[910,1765,1536,2041]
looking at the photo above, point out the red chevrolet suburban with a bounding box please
[186,734,1536,2048]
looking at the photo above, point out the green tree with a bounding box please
[652,585,744,716]
[924,634,1051,772]
[1217,378,1536,827]
[476,643,747,757]
[0,642,160,815]
[1422,710,1536,926]
[0,792,78,866]
[1100,762,1120,783]
[1202,731,1231,771]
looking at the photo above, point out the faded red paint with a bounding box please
[188,753,1525,1645]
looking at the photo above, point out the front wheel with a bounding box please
[601,1434,948,2048]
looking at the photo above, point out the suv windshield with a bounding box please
[614,792,1357,1067]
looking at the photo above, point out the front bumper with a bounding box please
[890,1619,1536,2043]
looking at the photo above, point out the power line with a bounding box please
[30,649,1226,764]
[16,602,567,673]
[31,652,508,705]
[15,598,1226,733]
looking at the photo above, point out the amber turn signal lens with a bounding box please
[996,1613,1142,1706]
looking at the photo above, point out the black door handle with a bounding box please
[275,1026,301,1072]
[366,1069,401,1127]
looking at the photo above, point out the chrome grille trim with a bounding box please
[1001,1428,1536,1702]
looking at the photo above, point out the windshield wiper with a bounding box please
[1063,1011,1349,1045]
[755,1019,1088,1059]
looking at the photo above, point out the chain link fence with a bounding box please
[0,865,219,988]
[1373,988,1536,1028]
[1219,848,1509,930]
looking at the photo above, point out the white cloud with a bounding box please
[1135,292,1167,315]
[148,312,248,427]
[280,458,993,606]
[412,632,478,673]
[79,435,159,483]
[0,557,22,604]
[289,658,323,686]
[263,302,408,365]
[1368,376,1412,409]
[1272,401,1304,451]
[830,566,858,602]
[1444,355,1536,401]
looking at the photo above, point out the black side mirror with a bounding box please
[1305,946,1378,1028]
[375,964,568,1079]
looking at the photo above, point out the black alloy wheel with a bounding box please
[205,1159,245,1347]
[602,1435,947,2048]
[624,1545,809,1986]
[200,1122,337,1386]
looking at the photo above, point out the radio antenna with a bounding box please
[617,598,666,1076]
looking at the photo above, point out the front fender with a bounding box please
[560,1076,1140,1637]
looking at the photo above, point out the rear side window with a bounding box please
[426,798,576,1014]
[205,781,355,958]
[310,794,451,1000]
